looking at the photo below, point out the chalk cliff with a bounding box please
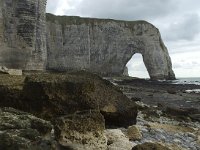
[46,14,175,80]
[0,0,175,80]
[0,0,47,70]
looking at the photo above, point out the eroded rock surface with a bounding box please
[55,110,107,150]
[0,107,55,150]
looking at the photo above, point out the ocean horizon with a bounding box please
[172,77,200,85]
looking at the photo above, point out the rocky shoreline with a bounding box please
[0,73,199,149]
[109,77,200,150]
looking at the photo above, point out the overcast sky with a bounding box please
[47,0,200,78]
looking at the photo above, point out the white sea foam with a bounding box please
[185,89,200,93]
[172,78,200,85]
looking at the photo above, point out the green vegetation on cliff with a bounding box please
[46,13,151,27]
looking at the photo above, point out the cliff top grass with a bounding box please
[46,13,152,27]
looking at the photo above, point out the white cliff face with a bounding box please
[0,0,175,80]
[0,0,47,70]
[46,14,175,80]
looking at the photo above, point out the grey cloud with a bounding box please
[46,0,61,14]
[64,0,177,21]
[173,63,182,68]
[164,14,200,41]
[192,61,198,65]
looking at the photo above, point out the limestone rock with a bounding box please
[0,66,22,75]
[105,129,133,150]
[0,66,8,74]
[54,110,107,150]
[127,125,142,141]
[132,142,170,150]
[0,107,56,150]
[46,14,175,80]
[7,69,23,76]
[22,72,138,127]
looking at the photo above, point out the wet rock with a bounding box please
[105,129,133,150]
[54,110,107,150]
[127,125,142,141]
[22,72,137,127]
[131,97,142,102]
[0,107,56,150]
[189,114,200,122]
[132,142,170,150]
[167,89,177,94]
[165,107,198,119]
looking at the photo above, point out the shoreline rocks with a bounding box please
[0,74,199,149]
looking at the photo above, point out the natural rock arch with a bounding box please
[0,0,175,80]
[46,14,175,80]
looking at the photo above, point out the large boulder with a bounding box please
[0,107,56,150]
[127,125,142,141]
[54,110,107,150]
[22,72,137,127]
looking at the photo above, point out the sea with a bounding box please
[168,77,200,93]
[144,77,200,93]
[171,77,200,85]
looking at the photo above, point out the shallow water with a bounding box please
[172,77,200,85]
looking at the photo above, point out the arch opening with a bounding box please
[125,53,150,79]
